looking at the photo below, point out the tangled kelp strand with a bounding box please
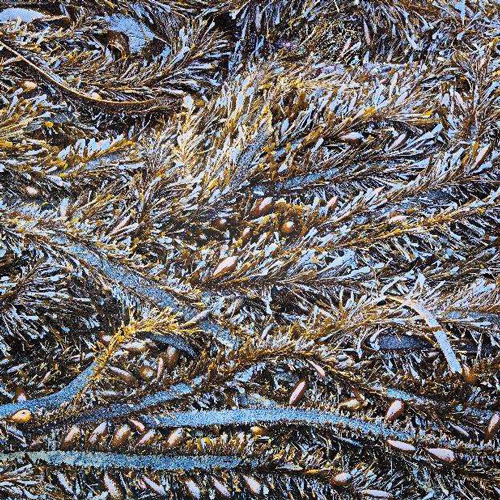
[1,0,500,498]
[0,39,174,114]
[0,363,97,419]
[0,451,256,471]
[0,207,239,348]
[139,408,414,441]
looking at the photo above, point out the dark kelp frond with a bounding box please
[1,0,500,499]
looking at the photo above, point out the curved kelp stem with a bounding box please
[59,383,194,426]
[0,362,97,419]
[51,234,238,349]
[0,208,239,349]
[0,38,173,114]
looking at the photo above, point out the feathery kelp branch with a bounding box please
[1,0,500,499]
[0,207,239,349]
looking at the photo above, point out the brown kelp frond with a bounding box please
[0,3,229,123]
[1,0,500,498]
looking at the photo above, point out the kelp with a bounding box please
[1,0,500,499]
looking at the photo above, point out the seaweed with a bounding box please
[1,0,500,499]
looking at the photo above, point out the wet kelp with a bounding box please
[1,0,500,498]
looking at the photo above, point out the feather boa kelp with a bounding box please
[1,1,500,499]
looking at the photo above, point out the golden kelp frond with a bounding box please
[1,1,500,499]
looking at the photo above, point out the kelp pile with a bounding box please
[0,0,500,498]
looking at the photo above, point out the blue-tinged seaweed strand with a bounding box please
[0,451,257,471]
[141,408,413,441]
[65,384,193,425]
[0,362,97,419]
